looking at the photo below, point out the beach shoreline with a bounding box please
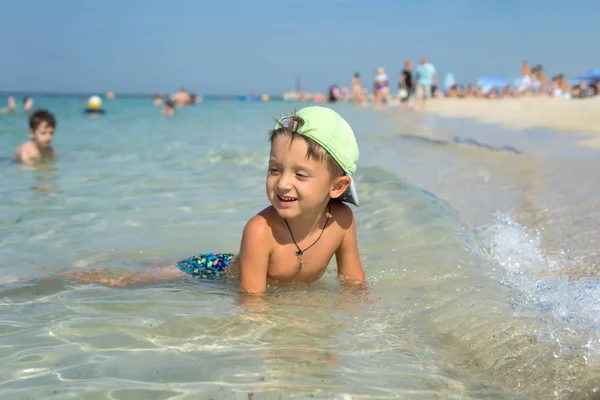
[423,96,600,149]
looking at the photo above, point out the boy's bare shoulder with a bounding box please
[330,201,355,230]
[14,141,37,161]
[244,206,278,235]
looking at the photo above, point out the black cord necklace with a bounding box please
[283,203,331,269]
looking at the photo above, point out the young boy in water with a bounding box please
[14,109,57,164]
[64,106,365,293]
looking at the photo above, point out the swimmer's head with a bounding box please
[88,95,102,110]
[23,97,34,111]
[29,109,56,148]
[271,106,359,206]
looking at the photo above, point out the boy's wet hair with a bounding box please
[269,114,343,179]
[29,109,56,131]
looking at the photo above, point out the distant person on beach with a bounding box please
[0,96,16,114]
[517,60,534,96]
[340,86,349,102]
[162,100,176,116]
[531,65,549,95]
[415,57,437,109]
[60,107,366,294]
[14,109,57,164]
[399,60,414,105]
[171,87,191,107]
[351,73,365,104]
[374,67,389,106]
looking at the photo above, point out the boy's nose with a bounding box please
[277,173,294,191]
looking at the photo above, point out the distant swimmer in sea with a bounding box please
[0,96,16,114]
[171,87,191,107]
[162,100,175,116]
[84,95,105,114]
[188,92,200,104]
[328,85,340,103]
[23,96,34,112]
[14,109,57,164]
[153,93,163,106]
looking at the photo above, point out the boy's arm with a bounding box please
[14,146,22,161]
[14,144,35,164]
[335,208,365,284]
[239,215,271,294]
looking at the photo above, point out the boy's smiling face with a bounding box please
[29,121,55,149]
[266,135,334,220]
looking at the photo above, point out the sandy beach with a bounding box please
[426,96,600,148]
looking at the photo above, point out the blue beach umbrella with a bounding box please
[572,69,600,84]
[477,76,507,93]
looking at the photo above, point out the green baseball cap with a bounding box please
[277,106,360,206]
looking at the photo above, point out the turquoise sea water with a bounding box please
[2,96,600,399]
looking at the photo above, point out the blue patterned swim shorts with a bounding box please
[176,253,235,280]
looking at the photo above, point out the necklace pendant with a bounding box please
[297,251,304,269]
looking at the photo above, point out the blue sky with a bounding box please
[1,0,598,95]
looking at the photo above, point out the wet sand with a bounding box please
[425,97,600,148]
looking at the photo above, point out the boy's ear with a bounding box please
[330,175,351,199]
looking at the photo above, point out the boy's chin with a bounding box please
[272,204,298,218]
[271,202,301,219]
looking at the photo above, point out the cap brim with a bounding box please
[336,174,359,206]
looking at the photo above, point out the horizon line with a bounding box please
[0,90,288,99]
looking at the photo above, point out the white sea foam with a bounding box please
[483,213,600,362]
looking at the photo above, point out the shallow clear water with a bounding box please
[1,97,600,399]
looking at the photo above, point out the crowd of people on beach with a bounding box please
[324,58,600,108]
